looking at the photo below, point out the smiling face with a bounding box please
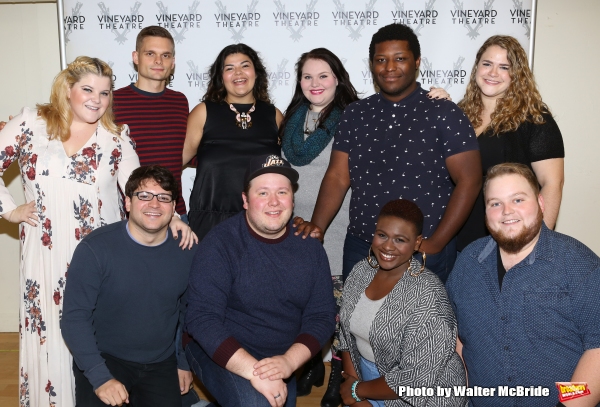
[133,36,175,88]
[372,215,422,274]
[222,53,256,103]
[125,179,175,241]
[299,58,338,112]
[371,40,420,103]
[485,174,544,254]
[67,74,111,125]
[242,173,294,239]
[475,45,512,103]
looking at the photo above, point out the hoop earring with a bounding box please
[410,252,426,277]
[367,246,379,269]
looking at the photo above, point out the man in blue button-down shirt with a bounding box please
[447,163,600,407]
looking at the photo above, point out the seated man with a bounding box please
[447,163,600,407]
[61,165,197,407]
[185,154,336,407]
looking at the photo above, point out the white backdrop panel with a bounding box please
[62,0,534,107]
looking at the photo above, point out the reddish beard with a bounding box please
[486,207,543,254]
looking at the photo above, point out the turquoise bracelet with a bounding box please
[351,380,363,402]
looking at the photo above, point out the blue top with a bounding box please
[61,220,197,390]
[333,85,478,241]
[446,224,600,407]
[185,211,336,368]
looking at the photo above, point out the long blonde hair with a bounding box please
[37,56,120,141]
[458,35,549,134]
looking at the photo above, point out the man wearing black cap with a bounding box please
[185,154,336,407]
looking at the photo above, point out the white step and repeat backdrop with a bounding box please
[61,0,534,205]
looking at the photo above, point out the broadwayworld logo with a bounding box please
[390,0,437,36]
[332,0,379,40]
[156,1,202,44]
[97,2,143,44]
[450,0,496,39]
[64,2,85,44]
[273,0,319,42]
[215,0,260,42]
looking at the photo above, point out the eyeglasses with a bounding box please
[132,191,174,203]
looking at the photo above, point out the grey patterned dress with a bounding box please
[338,258,467,407]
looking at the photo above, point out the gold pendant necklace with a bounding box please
[228,100,256,130]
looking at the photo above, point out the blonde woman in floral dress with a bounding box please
[0,56,194,407]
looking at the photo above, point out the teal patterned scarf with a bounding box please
[282,104,342,166]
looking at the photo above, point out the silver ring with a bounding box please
[274,394,281,399]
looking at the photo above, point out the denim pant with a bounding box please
[359,357,385,407]
[185,341,297,407]
[73,352,180,407]
[342,233,457,283]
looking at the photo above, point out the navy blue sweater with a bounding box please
[61,220,197,389]
[185,211,336,367]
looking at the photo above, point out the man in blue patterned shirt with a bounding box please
[306,23,481,283]
[447,163,600,407]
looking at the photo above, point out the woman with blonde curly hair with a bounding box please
[456,35,565,250]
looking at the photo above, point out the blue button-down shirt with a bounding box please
[447,224,600,407]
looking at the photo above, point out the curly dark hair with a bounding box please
[369,23,421,62]
[378,199,424,236]
[125,165,179,202]
[279,48,359,138]
[202,43,271,104]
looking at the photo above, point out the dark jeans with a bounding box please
[342,233,457,283]
[73,352,180,407]
[185,341,297,407]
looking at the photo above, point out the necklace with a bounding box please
[303,109,320,135]
[228,100,256,130]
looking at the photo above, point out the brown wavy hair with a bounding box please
[37,56,120,141]
[202,44,271,104]
[458,35,549,134]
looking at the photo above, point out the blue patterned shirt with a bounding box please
[446,224,600,407]
[333,85,477,242]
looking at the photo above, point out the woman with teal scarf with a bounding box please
[280,48,359,407]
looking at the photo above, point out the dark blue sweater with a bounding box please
[61,220,197,389]
[185,211,336,367]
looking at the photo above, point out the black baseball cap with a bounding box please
[244,154,299,188]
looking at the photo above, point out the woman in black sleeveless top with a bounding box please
[183,44,282,240]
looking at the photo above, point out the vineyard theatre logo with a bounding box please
[450,0,496,40]
[97,2,144,45]
[391,0,437,36]
[332,0,379,41]
[156,1,202,44]
[510,1,531,38]
[268,59,292,90]
[273,0,320,42]
[64,2,85,44]
[186,60,209,90]
[361,58,373,85]
[419,57,466,89]
[215,0,260,42]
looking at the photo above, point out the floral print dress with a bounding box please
[0,107,139,407]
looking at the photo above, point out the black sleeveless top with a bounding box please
[188,100,280,240]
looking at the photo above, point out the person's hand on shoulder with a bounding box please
[292,216,323,241]
[169,215,198,249]
[427,86,452,101]
[95,379,129,406]
[0,115,14,132]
